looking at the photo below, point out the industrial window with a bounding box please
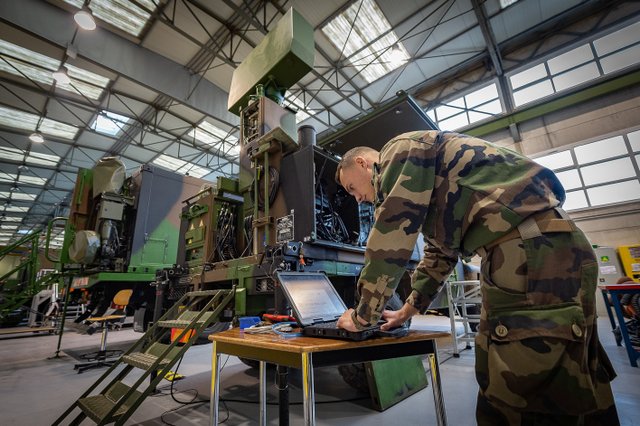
[62,0,157,37]
[284,91,317,123]
[533,129,640,211]
[0,191,36,201]
[0,216,22,222]
[3,205,30,213]
[321,0,409,83]
[0,39,110,100]
[152,154,211,179]
[426,83,503,131]
[92,111,130,136]
[500,0,520,8]
[49,234,66,248]
[1,172,46,186]
[509,20,640,107]
[0,105,79,140]
[0,146,61,167]
[188,120,239,156]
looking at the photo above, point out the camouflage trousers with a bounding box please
[474,221,618,425]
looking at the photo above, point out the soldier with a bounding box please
[334,131,618,425]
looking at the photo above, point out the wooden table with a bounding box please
[599,283,640,367]
[209,328,449,425]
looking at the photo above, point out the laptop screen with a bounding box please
[276,272,347,326]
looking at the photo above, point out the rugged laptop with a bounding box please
[275,271,381,341]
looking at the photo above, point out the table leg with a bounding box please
[260,361,267,426]
[600,290,617,334]
[610,291,639,367]
[277,365,289,426]
[427,341,448,426]
[210,342,221,425]
[301,352,315,426]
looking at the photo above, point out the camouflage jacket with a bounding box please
[355,130,564,324]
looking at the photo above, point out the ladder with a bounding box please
[53,288,235,425]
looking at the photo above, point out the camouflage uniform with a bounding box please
[353,131,618,423]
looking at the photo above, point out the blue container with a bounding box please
[238,316,261,329]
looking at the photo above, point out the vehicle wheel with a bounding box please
[194,321,231,345]
[338,363,369,394]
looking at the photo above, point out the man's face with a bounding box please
[339,157,375,204]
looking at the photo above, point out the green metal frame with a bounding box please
[0,231,40,321]
[44,217,67,263]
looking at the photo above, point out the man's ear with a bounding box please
[355,156,367,168]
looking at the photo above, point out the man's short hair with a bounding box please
[335,146,378,185]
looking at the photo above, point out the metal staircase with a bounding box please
[53,288,235,425]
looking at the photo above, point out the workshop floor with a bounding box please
[0,315,637,425]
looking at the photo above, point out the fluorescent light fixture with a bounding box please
[0,224,18,230]
[52,65,71,85]
[74,6,97,30]
[63,0,157,37]
[0,40,110,100]
[93,110,130,136]
[17,229,32,235]
[322,0,410,83]
[29,132,44,143]
[0,105,79,140]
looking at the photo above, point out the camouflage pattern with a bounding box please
[355,130,564,321]
[352,130,617,419]
[475,228,617,421]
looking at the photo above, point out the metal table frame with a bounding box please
[209,328,449,425]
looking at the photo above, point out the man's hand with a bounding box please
[380,303,419,331]
[336,308,369,332]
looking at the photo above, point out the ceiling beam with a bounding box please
[0,0,238,127]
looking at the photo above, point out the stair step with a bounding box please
[158,311,216,329]
[157,319,200,328]
[78,382,141,423]
[122,352,170,370]
[187,290,224,297]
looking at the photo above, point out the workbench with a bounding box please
[209,328,450,425]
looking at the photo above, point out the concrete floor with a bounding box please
[0,315,637,425]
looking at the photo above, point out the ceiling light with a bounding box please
[29,131,44,143]
[52,65,71,85]
[389,44,408,67]
[74,6,97,31]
